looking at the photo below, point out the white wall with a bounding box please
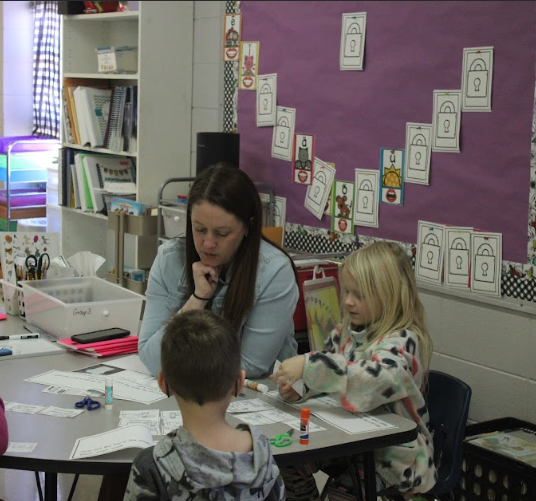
[190,1,224,177]
[0,0,33,136]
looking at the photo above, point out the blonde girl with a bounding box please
[271,241,436,501]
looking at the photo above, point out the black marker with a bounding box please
[0,334,40,341]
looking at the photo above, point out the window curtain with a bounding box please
[32,1,61,138]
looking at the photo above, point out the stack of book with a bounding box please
[62,78,137,154]
[58,336,139,358]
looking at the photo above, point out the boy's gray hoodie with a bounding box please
[123,423,285,501]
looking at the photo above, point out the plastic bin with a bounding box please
[20,276,145,339]
[162,206,187,238]
[0,279,21,315]
[455,417,536,501]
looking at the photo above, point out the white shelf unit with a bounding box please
[60,2,194,278]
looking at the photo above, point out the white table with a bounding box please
[0,316,417,501]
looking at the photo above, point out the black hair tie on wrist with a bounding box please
[192,291,212,301]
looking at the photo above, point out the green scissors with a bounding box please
[270,428,294,447]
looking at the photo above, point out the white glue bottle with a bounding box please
[105,377,113,410]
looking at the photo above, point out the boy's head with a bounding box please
[160,309,241,405]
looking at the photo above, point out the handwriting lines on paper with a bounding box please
[259,193,287,228]
[405,123,432,185]
[223,13,242,62]
[444,227,472,289]
[380,148,405,205]
[256,74,277,127]
[271,107,296,161]
[415,221,445,284]
[331,180,355,235]
[293,134,315,185]
[305,158,336,220]
[239,41,260,90]
[470,232,502,297]
[432,90,462,152]
[323,162,336,215]
[340,12,367,70]
[354,169,379,228]
[462,47,494,112]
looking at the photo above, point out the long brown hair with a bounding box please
[185,163,297,332]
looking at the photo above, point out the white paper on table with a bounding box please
[4,402,46,414]
[161,423,181,435]
[43,385,104,398]
[25,370,105,393]
[234,412,282,426]
[227,398,274,413]
[293,396,396,434]
[273,360,304,397]
[284,418,326,433]
[38,406,85,418]
[7,442,38,454]
[69,424,154,460]
[118,419,162,436]
[119,409,160,421]
[113,379,167,405]
[161,410,183,428]
[96,355,151,375]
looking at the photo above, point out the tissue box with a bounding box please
[96,46,138,74]
[20,277,144,339]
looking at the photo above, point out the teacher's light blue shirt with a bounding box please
[138,238,299,378]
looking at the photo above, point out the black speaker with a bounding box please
[196,132,240,175]
[57,1,86,15]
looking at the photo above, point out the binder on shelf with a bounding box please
[105,85,127,152]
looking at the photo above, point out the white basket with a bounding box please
[20,277,145,339]
[0,279,22,316]
[162,206,187,238]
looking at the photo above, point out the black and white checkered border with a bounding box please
[224,1,240,133]
[285,223,536,301]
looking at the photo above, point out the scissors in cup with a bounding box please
[25,253,50,280]
[270,428,294,447]
[75,396,101,411]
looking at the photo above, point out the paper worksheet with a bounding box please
[7,442,38,454]
[227,399,274,413]
[293,395,396,434]
[25,370,105,393]
[4,402,46,414]
[69,424,154,460]
[38,406,85,418]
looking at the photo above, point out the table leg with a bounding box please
[363,451,376,500]
[44,472,58,501]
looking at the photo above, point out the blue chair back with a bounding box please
[425,370,472,494]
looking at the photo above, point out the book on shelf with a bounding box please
[73,153,94,212]
[73,86,112,148]
[105,85,127,152]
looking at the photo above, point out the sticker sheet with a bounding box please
[256,74,277,127]
[444,227,472,289]
[405,123,432,185]
[293,134,315,185]
[340,12,367,70]
[432,90,462,152]
[305,158,336,219]
[470,231,502,297]
[222,13,242,62]
[239,41,260,90]
[462,46,494,112]
[354,169,380,228]
[331,180,355,235]
[259,193,287,228]
[380,148,405,205]
[0,232,61,285]
[271,107,296,161]
[415,221,446,284]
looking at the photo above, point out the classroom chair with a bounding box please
[319,370,472,501]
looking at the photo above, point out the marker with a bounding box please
[0,334,40,341]
[244,379,269,393]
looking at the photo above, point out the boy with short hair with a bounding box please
[124,309,285,501]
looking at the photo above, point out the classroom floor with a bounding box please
[0,469,332,500]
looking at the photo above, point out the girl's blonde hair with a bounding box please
[340,241,433,373]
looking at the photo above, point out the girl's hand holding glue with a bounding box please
[270,356,305,387]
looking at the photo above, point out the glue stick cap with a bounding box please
[301,408,310,419]
[106,377,112,386]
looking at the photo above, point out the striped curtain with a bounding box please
[32,1,61,138]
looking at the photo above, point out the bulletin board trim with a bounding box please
[225,1,536,304]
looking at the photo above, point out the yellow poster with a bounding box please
[303,276,340,352]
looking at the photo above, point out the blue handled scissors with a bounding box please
[25,253,50,280]
[270,428,294,447]
[75,396,101,411]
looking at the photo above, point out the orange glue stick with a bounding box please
[300,407,310,444]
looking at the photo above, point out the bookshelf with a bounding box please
[59,2,194,279]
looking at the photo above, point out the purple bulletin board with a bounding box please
[237,1,536,264]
